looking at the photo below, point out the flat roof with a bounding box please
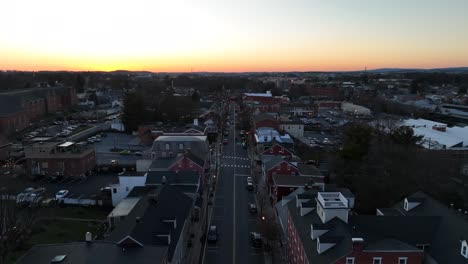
[108,198,141,217]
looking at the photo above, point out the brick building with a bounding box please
[25,141,95,179]
[261,155,299,186]
[0,85,77,135]
[286,191,426,264]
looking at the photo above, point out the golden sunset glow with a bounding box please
[1,0,468,72]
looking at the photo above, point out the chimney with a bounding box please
[352,238,364,252]
[85,232,92,243]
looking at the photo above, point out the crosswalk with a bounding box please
[222,156,250,161]
[220,164,251,168]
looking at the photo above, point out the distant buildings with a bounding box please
[24,141,95,179]
[402,118,468,150]
[0,84,77,135]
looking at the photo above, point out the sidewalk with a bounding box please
[254,169,287,264]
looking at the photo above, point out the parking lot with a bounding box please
[0,173,118,199]
[93,132,148,166]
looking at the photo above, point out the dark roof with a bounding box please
[348,215,440,246]
[287,201,352,263]
[376,208,404,216]
[149,158,177,170]
[297,163,323,176]
[393,191,468,264]
[108,185,193,262]
[145,170,200,186]
[262,155,293,172]
[272,175,316,187]
[15,241,167,264]
[287,191,427,263]
[127,186,155,198]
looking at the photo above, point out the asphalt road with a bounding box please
[204,103,264,264]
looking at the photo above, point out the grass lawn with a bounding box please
[8,219,104,264]
[40,206,111,220]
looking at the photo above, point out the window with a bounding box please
[113,188,117,194]
[189,162,193,168]
[41,162,48,169]
[373,257,382,264]
[165,143,170,150]
[462,242,468,257]
[179,143,184,150]
[287,165,291,170]
[404,200,408,211]
[125,187,129,192]
[398,257,407,264]
[316,240,320,252]
[346,257,354,264]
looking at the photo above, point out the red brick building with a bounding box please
[284,190,439,264]
[0,85,77,135]
[305,84,343,100]
[261,155,299,186]
[168,152,207,183]
[25,141,95,178]
[253,113,279,130]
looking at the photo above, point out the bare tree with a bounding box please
[256,185,269,215]
[0,194,37,264]
[258,215,280,253]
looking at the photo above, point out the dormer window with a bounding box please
[404,200,408,211]
[346,257,355,264]
[462,240,468,258]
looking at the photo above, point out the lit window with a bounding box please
[346,257,355,264]
[398,257,407,264]
[373,257,382,264]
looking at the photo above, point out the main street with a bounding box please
[203,102,264,264]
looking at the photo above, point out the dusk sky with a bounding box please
[1,0,468,72]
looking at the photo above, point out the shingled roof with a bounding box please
[108,185,193,262]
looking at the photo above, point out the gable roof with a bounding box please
[170,152,205,168]
[262,143,294,155]
[262,155,295,172]
[108,185,193,262]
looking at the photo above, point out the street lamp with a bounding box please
[261,216,265,221]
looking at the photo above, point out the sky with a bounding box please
[1,0,468,72]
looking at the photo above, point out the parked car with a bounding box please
[249,203,257,214]
[119,150,131,155]
[134,151,143,156]
[250,232,262,248]
[55,190,69,200]
[208,225,218,242]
